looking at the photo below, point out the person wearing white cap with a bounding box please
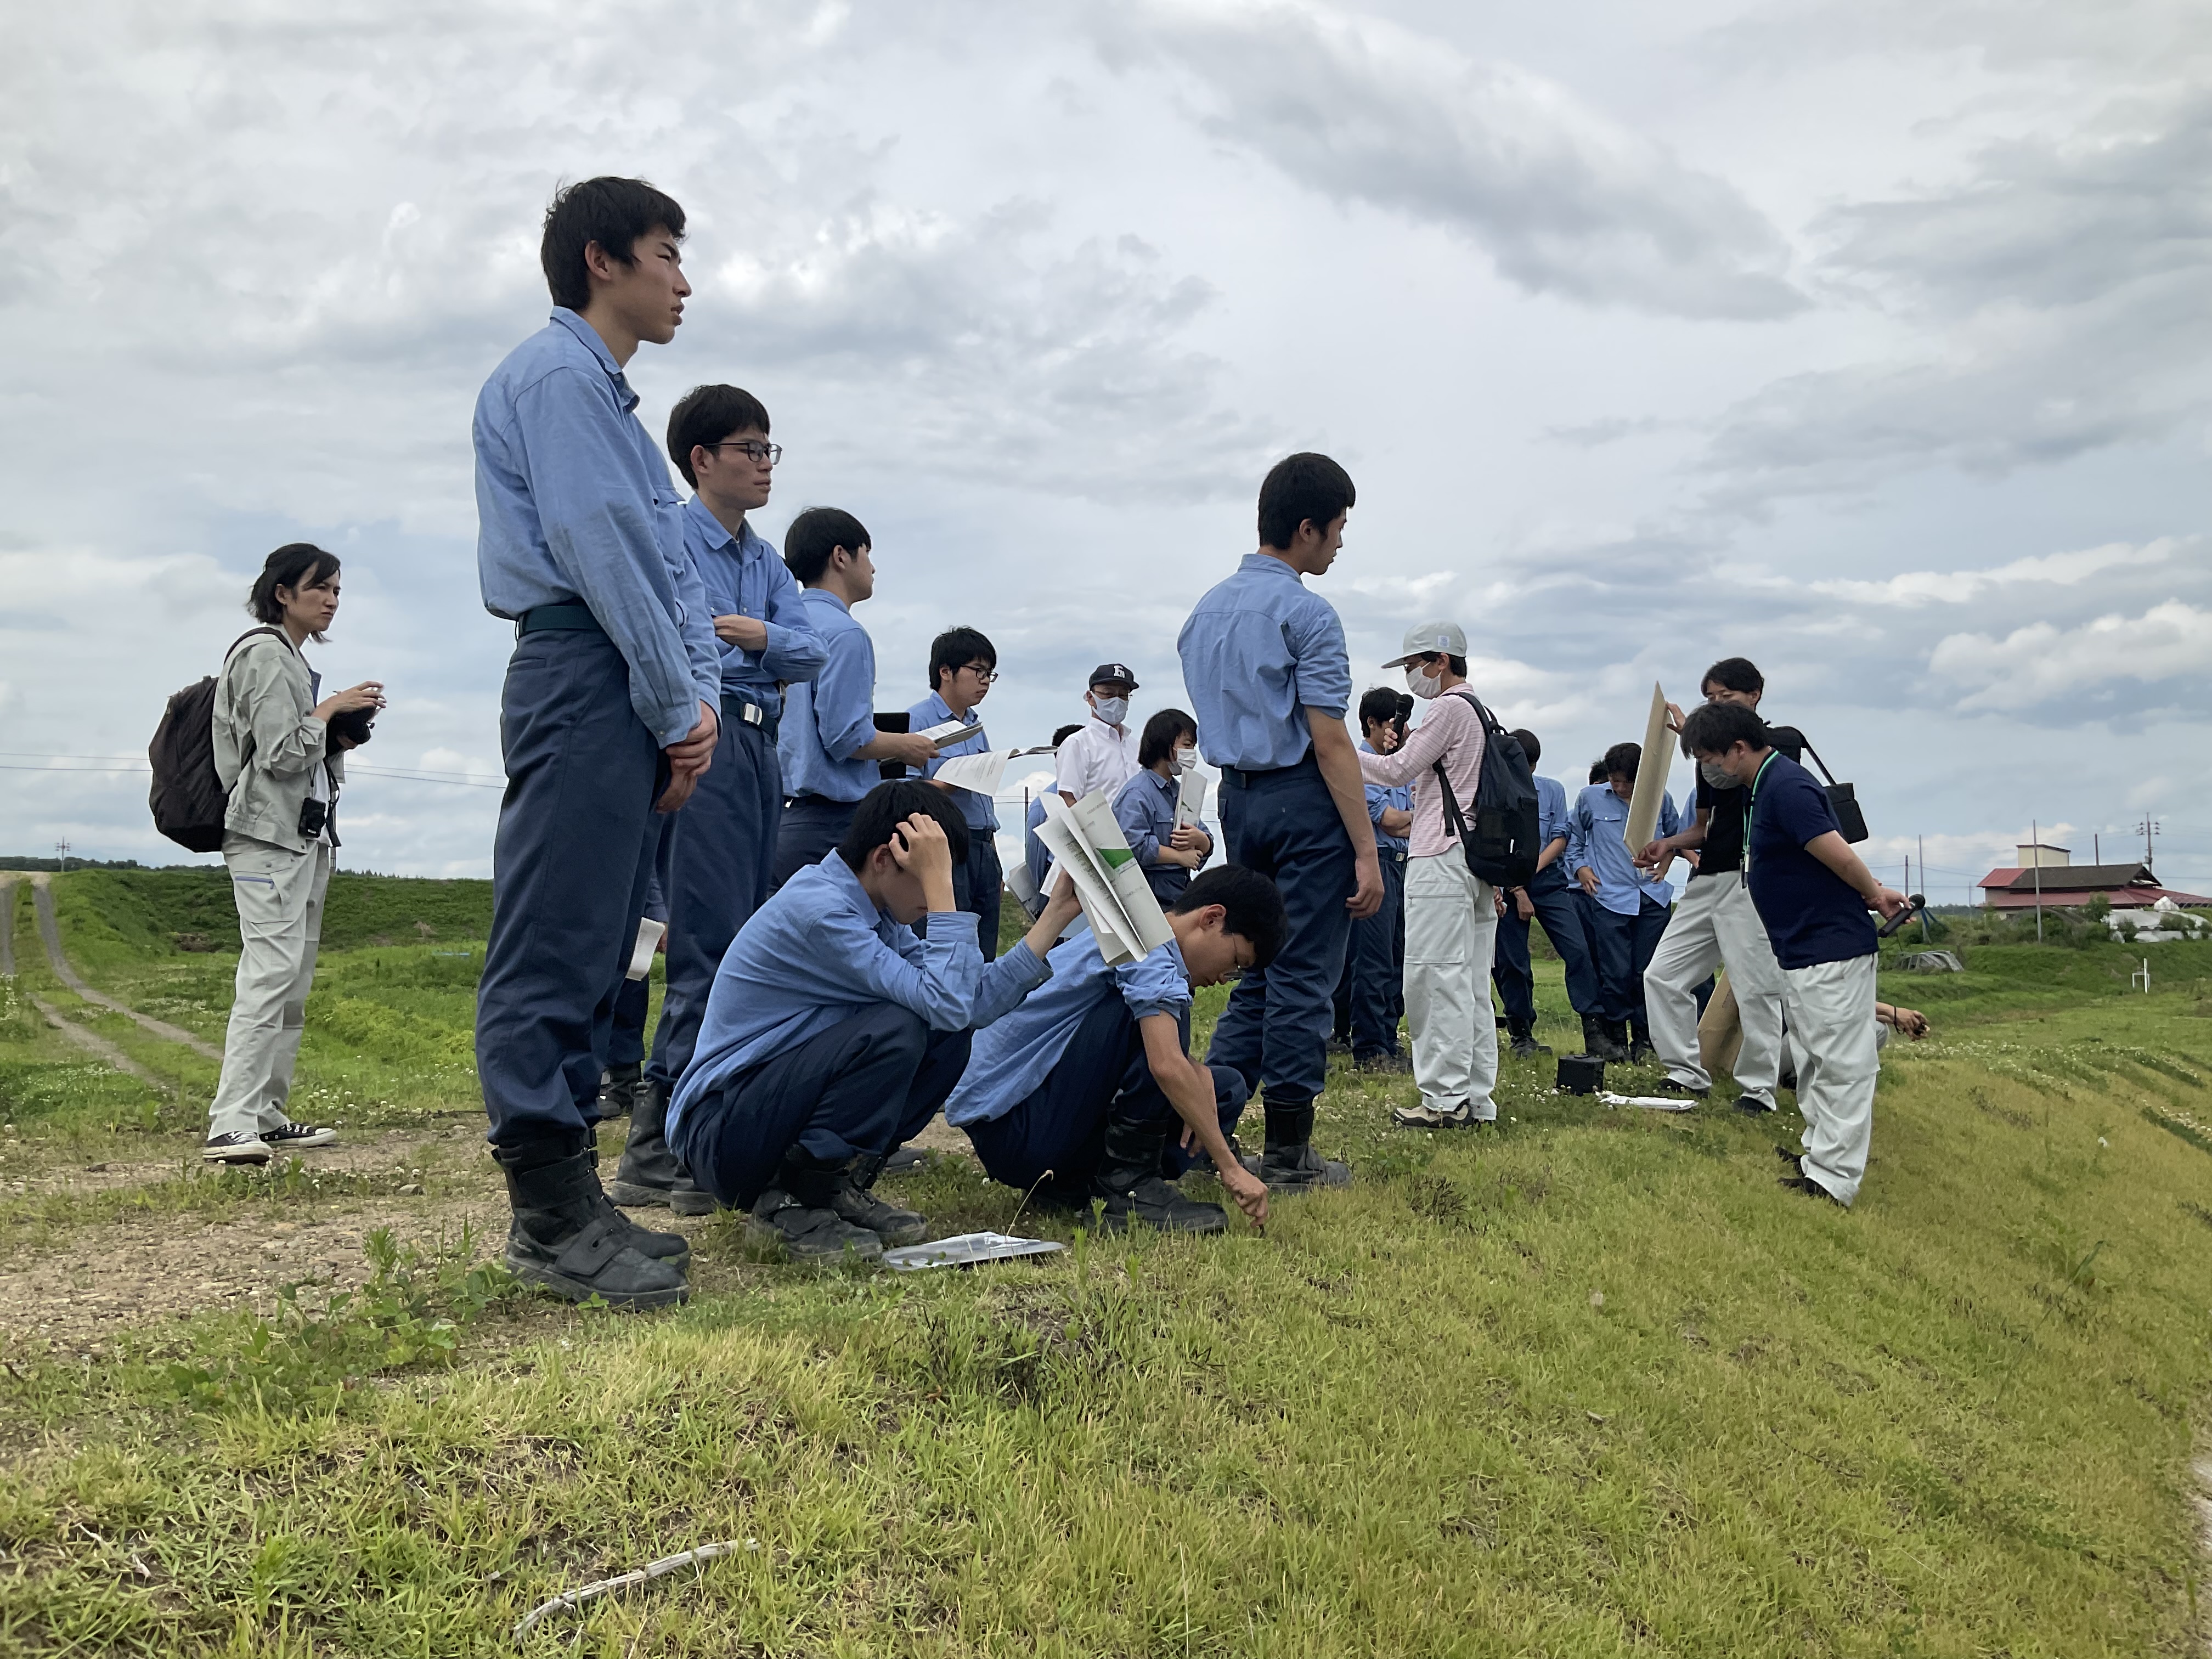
[1355,620,1501,1128]
[1056,662,1143,804]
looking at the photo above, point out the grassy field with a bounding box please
[3,871,2212,1655]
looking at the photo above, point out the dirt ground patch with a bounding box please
[0,1125,483,1200]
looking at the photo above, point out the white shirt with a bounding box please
[1056,715,1139,802]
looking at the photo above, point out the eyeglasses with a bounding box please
[959,663,1000,683]
[709,439,782,465]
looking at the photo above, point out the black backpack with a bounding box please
[149,628,285,853]
[1431,689,1542,888]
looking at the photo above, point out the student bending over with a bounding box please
[665,780,1081,1263]
[944,865,1284,1233]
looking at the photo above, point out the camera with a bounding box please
[297,797,329,840]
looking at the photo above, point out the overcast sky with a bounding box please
[4,0,2207,900]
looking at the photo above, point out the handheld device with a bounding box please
[1876,894,1927,938]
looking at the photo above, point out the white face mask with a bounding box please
[1092,696,1128,726]
[1404,664,1443,700]
[1700,760,1741,790]
[1172,745,1198,775]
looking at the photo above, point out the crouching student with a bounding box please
[1112,708,1215,906]
[665,781,1082,1262]
[944,866,1283,1233]
[1681,703,1904,1207]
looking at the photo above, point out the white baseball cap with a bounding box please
[1381,619,1468,668]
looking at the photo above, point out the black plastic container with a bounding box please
[1557,1055,1605,1095]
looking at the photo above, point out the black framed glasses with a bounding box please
[960,662,1000,684]
[710,439,782,465]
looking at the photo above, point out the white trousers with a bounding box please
[1780,953,1878,1206]
[207,834,333,1139]
[1644,874,1788,1100]
[1404,853,1499,1119]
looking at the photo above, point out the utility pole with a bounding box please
[2137,817,2160,873]
[1917,833,1929,941]
[54,838,70,873]
[2032,818,2043,943]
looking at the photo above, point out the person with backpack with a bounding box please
[199,544,384,1164]
[1356,620,1502,1130]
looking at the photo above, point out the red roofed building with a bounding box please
[1977,842,2211,911]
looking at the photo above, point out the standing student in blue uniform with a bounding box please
[1177,452,1383,1192]
[771,508,940,888]
[668,781,1083,1262]
[1683,702,1904,1206]
[1022,724,1085,899]
[472,177,720,1309]
[947,865,1282,1231]
[1566,742,1682,1064]
[908,627,1002,958]
[1112,708,1215,906]
[608,385,827,1215]
[599,816,673,1119]
[1334,686,1412,1069]
[1489,729,1605,1059]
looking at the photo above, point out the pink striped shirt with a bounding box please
[1356,690,1486,860]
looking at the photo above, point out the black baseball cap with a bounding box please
[1087,662,1138,690]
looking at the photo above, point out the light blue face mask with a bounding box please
[1700,760,1741,789]
[1092,696,1128,726]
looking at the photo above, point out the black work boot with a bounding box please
[587,1135,689,1266]
[1627,1025,1656,1065]
[1249,1098,1351,1194]
[606,1082,716,1216]
[1094,1114,1227,1233]
[1579,1014,1625,1062]
[494,1136,689,1310]
[746,1156,883,1265]
[597,1060,642,1118]
[1507,1019,1550,1059]
[830,1154,929,1246]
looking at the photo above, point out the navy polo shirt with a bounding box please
[1745,752,1876,969]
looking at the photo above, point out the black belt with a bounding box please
[516,602,604,636]
[1220,749,1317,788]
[721,691,778,742]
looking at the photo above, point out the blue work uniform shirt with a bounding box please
[1362,740,1412,854]
[682,498,826,713]
[1746,752,1877,969]
[1112,768,1215,904]
[667,852,1052,1146]
[1024,786,1055,890]
[945,930,1192,1128]
[906,690,996,832]
[473,309,719,746]
[776,589,879,802]
[1535,775,1571,856]
[1567,783,1682,915]
[1177,553,1352,771]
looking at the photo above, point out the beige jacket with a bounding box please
[212,630,343,853]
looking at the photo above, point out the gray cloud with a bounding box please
[1104,0,1807,320]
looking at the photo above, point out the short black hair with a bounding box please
[1681,701,1770,758]
[785,507,871,585]
[1602,742,1641,781]
[837,780,969,873]
[667,384,770,488]
[1256,452,1356,551]
[929,627,997,692]
[249,544,342,640]
[1357,686,1401,731]
[1051,724,1084,747]
[1588,760,1607,785]
[540,177,686,313]
[1702,656,1764,697]
[1172,865,1289,969]
[1138,707,1197,769]
[1511,728,1541,766]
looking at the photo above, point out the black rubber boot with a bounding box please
[588,1136,689,1266]
[597,1060,642,1118]
[830,1154,929,1246]
[1249,1098,1350,1193]
[494,1137,689,1310]
[1627,1025,1656,1065]
[746,1157,883,1265]
[1507,1019,1550,1059]
[1094,1114,1226,1232]
[606,1083,716,1216]
[1582,1015,1628,1062]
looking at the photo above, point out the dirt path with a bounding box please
[29,874,223,1059]
[0,874,17,976]
[25,994,173,1092]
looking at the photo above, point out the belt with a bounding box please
[1219,749,1317,788]
[516,601,605,636]
[721,691,778,742]
[1379,848,1407,863]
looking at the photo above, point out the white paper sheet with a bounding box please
[625,917,665,981]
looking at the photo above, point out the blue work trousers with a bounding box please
[1586,897,1672,1035]
[966,994,1243,1190]
[953,834,1005,963]
[1493,867,1604,1025]
[771,795,860,889]
[476,629,661,1148]
[646,720,782,1094]
[1207,757,1354,1109]
[675,1003,973,1209]
[1336,850,1406,1057]
[606,812,676,1075]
